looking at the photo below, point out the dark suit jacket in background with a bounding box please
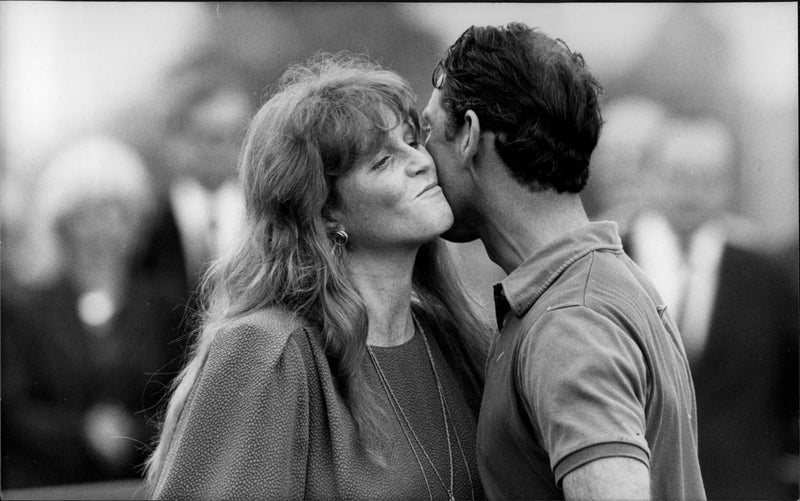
[623,234,799,500]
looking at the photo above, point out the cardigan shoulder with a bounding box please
[155,306,315,499]
[208,305,311,371]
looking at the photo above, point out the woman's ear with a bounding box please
[323,218,340,235]
[322,206,345,233]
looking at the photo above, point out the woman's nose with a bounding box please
[406,146,435,177]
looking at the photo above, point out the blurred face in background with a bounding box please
[588,97,669,219]
[166,88,253,190]
[57,196,152,287]
[332,113,453,252]
[653,120,735,237]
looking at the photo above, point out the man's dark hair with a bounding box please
[438,22,603,192]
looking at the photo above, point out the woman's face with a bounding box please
[332,111,453,252]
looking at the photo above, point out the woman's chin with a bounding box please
[431,209,455,238]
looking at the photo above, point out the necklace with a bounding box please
[367,313,474,501]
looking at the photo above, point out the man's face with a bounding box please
[421,89,479,242]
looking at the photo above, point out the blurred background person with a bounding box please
[152,50,258,290]
[1,135,188,489]
[604,115,798,499]
[581,95,671,232]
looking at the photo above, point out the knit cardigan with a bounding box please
[153,306,484,500]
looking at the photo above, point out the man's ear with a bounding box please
[460,110,481,163]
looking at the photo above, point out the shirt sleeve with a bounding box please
[516,305,651,485]
[154,322,310,500]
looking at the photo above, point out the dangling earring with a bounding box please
[332,229,349,246]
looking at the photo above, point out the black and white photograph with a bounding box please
[1,3,797,500]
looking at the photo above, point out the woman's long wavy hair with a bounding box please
[145,53,490,488]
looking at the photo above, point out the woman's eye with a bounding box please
[371,156,390,170]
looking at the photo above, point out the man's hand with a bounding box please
[563,457,650,500]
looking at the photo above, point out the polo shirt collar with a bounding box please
[493,221,623,327]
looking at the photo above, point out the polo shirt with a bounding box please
[477,221,706,500]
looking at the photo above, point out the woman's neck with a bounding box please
[345,247,417,347]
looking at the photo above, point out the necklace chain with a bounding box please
[368,319,452,500]
[369,345,434,501]
[367,313,474,501]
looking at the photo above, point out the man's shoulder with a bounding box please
[584,249,655,303]
[522,249,657,335]
[541,248,641,307]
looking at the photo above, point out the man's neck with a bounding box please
[478,187,589,274]
[464,148,589,274]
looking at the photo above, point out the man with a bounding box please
[158,52,256,288]
[620,116,798,500]
[420,23,705,499]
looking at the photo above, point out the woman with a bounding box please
[146,53,490,499]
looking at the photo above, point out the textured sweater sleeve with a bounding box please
[155,315,310,500]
